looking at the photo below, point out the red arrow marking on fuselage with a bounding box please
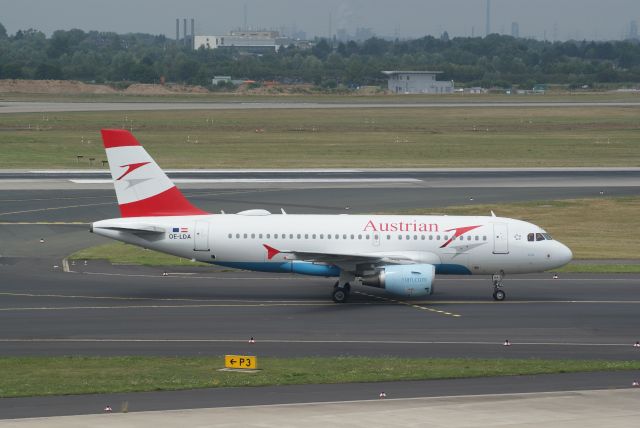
[116,162,150,181]
[263,244,280,260]
[440,225,482,248]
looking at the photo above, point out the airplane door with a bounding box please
[493,223,509,254]
[194,221,210,251]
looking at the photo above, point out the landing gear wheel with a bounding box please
[332,287,349,303]
[493,290,506,301]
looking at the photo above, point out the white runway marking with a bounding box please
[0,338,635,347]
[70,178,422,184]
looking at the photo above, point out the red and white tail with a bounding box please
[100,129,207,217]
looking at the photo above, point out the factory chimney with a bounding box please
[176,18,180,41]
[191,18,195,37]
[485,0,491,36]
[183,18,187,45]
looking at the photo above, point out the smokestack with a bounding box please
[191,18,195,37]
[183,18,187,44]
[244,3,248,31]
[176,18,180,41]
[485,0,491,36]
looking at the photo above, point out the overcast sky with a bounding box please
[1,0,639,41]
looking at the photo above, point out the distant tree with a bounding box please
[0,22,7,39]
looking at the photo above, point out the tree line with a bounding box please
[1,22,639,89]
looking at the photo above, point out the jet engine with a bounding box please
[361,264,435,297]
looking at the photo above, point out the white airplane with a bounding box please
[91,129,572,303]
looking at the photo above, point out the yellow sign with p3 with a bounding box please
[225,355,257,369]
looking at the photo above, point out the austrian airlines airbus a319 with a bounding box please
[91,129,573,302]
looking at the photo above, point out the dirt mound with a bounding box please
[0,79,117,94]
[123,83,174,95]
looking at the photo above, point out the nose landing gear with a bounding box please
[492,273,505,301]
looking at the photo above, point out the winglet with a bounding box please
[263,244,280,260]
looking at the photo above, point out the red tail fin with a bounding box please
[101,129,208,217]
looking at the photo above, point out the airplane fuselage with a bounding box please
[92,213,572,277]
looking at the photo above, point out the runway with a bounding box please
[1,173,639,420]
[2,100,640,114]
[2,168,640,190]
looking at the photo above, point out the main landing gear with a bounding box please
[332,282,351,303]
[332,272,354,303]
[492,273,506,301]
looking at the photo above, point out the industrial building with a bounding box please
[194,31,291,53]
[382,71,454,94]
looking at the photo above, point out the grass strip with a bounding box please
[70,242,209,267]
[1,106,639,168]
[1,356,639,398]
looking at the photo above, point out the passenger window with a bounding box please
[320,234,324,239]
[414,235,417,240]
[467,236,472,241]
[406,235,410,240]
[398,235,402,240]
[429,235,433,240]
[312,234,316,239]
[289,234,293,239]
[243,234,248,239]
[304,234,308,239]
[387,235,391,240]
[259,234,263,239]
[275,234,279,239]
[536,233,545,241]
[358,234,362,240]
[483,236,487,241]
[327,234,331,240]
[374,234,379,240]
[475,236,479,241]
[527,233,535,242]
[228,233,232,239]
[297,234,301,239]
[236,233,240,238]
[365,235,370,240]
[421,235,425,240]
[343,234,347,239]
[251,233,255,239]
[437,235,441,240]
[335,234,339,239]
[266,234,270,239]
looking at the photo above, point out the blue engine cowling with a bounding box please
[361,264,435,297]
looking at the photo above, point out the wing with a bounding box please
[263,244,440,269]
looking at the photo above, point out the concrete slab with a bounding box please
[1,389,638,428]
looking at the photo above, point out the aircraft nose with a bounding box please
[557,242,573,266]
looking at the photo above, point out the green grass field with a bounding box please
[1,105,639,168]
[71,197,640,271]
[1,356,638,398]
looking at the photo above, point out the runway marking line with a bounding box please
[355,291,462,318]
[0,303,347,311]
[0,201,115,216]
[0,338,635,347]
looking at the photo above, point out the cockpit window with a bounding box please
[535,233,545,241]
[527,233,535,242]
[542,233,553,240]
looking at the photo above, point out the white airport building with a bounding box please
[382,71,454,94]
[194,31,290,53]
